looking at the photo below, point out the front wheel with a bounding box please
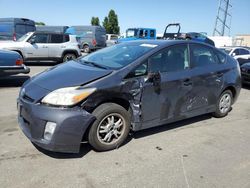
[213,90,233,118]
[88,103,131,151]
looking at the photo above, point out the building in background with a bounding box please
[234,34,250,47]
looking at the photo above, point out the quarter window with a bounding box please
[148,44,189,73]
[64,35,69,42]
[190,44,218,67]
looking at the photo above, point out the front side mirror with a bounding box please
[29,38,35,44]
[147,71,161,94]
[232,53,236,57]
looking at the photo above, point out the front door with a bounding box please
[24,33,49,59]
[140,44,194,129]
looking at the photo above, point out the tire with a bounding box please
[62,53,76,62]
[213,90,233,118]
[88,103,131,151]
[83,44,90,53]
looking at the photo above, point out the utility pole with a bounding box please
[213,0,232,36]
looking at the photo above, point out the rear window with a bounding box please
[75,29,93,37]
[110,35,118,40]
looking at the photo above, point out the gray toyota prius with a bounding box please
[17,40,241,153]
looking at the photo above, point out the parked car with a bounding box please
[17,40,241,153]
[106,34,118,47]
[118,28,156,42]
[0,50,29,76]
[0,31,81,63]
[36,26,69,33]
[66,26,106,53]
[0,18,35,41]
[240,61,250,84]
[219,46,250,65]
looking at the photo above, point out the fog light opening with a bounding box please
[44,122,56,140]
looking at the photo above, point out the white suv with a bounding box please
[219,46,250,65]
[0,32,81,63]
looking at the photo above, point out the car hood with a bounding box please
[0,41,24,49]
[28,60,113,91]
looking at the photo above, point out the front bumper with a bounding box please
[17,98,95,153]
[0,65,30,76]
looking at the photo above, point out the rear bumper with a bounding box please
[0,65,30,76]
[17,98,95,153]
[242,72,250,84]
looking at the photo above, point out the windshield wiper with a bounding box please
[81,60,108,69]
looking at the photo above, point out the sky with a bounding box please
[0,0,249,36]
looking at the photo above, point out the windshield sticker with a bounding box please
[140,44,158,48]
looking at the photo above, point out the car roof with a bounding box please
[34,31,67,35]
[122,39,212,48]
[220,46,250,50]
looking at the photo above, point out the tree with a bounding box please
[103,16,110,32]
[102,9,120,34]
[35,22,45,26]
[91,17,100,26]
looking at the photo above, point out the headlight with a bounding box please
[41,87,96,106]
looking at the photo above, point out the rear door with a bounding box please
[47,34,65,58]
[188,43,225,113]
[24,33,49,59]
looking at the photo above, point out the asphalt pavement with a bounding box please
[0,64,250,188]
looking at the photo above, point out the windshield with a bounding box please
[17,33,31,42]
[219,48,231,54]
[79,42,158,69]
[126,29,138,38]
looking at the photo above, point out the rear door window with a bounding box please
[190,44,219,67]
[50,34,63,43]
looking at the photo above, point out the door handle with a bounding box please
[216,72,223,77]
[61,45,66,48]
[42,45,48,48]
[183,78,192,86]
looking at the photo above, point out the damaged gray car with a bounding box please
[17,40,241,153]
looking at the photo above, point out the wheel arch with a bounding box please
[81,97,132,142]
[62,50,79,59]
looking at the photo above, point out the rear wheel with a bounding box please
[88,103,131,151]
[83,44,90,53]
[63,53,76,62]
[213,90,233,118]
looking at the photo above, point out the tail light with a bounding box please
[16,59,23,66]
[13,33,17,41]
[92,39,97,46]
